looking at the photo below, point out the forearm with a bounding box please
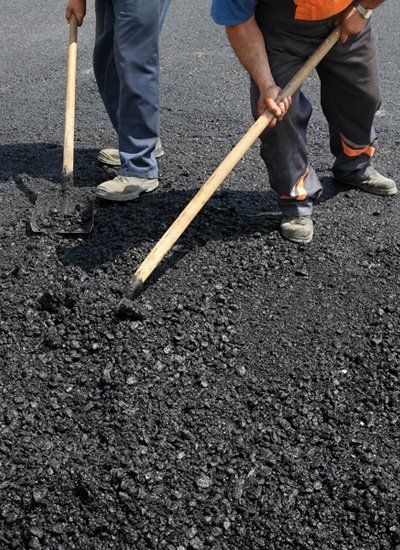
[226,17,274,90]
[359,0,385,8]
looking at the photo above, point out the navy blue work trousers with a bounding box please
[94,0,171,179]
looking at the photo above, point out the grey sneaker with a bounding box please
[337,169,397,196]
[154,138,165,159]
[96,175,159,202]
[281,216,314,244]
[98,138,165,166]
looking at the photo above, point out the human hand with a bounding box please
[66,0,86,26]
[337,7,367,44]
[258,83,292,128]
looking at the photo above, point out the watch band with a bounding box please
[354,2,373,19]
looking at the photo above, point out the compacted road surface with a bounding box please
[0,2,399,549]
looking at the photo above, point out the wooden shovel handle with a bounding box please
[127,27,341,296]
[63,14,78,176]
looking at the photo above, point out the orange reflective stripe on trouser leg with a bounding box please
[280,167,310,202]
[341,135,376,158]
[294,0,352,20]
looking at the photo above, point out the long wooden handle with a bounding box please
[63,14,78,176]
[127,27,340,297]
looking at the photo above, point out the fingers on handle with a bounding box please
[66,10,82,26]
[283,96,292,111]
[71,12,80,27]
[266,99,282,119]
[261,95,293,122]
[259,95,292,122]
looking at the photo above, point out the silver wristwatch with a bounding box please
[354,2,373,19]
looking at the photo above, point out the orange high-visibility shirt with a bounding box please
[294,0,353,20]
[211,0,354,25]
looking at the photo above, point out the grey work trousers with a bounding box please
[250,13,381,216]
[94,0,171,179]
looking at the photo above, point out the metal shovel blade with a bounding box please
[31,177,95,235]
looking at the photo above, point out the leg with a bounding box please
[252,15,330,217]
[251,82,321,216]
[317,21,381,182]
[160,0,171,30]
[113,0,161,179]
[93,0,119,131]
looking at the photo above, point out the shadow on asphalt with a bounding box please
[0,142,102,179]
[55,187,280,268]
[0,142,107,199]
[54,185,346,279]
[0,142,347,278]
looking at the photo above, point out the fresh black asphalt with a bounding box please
[0,1,399,549]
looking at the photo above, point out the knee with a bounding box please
[259,109,298,145]
[364,87,382,114]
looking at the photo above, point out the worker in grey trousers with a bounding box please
[212,0,397,244]
[249,11,383,217]
[66,0,171,201]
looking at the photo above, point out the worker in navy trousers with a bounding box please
[66,0,171,201]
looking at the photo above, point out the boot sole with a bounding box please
[96,181,159,202]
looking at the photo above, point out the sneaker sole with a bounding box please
[282,233,313,245]
[97,154,121,167]
[335,179,398,197]
[98,148,165,167]
[96,181,159,202]
[352,184,398,197]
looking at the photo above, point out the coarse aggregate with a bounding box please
[0,1,400,549]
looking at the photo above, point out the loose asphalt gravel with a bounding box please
[1,1,400,549]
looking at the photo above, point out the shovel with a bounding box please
[31,14,95,235]
[122,26,341,300]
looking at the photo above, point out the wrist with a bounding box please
[257,78,277,92]
[354,1,373,18]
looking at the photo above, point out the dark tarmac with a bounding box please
[0,1,399,549]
